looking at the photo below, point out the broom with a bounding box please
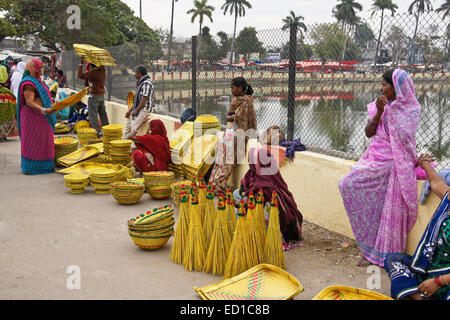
[225,188,237,239]
[183,191,206,272]
[224,199,252,279]
[255,188,267,254]
[198,176,207,226]
[203,194,232,276]
[246,192,264,265]
[202,183,216,248]
[170,192,190,264]
[187,181,197,224]
[263,191,286,270]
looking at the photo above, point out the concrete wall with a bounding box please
[97,98,441,256]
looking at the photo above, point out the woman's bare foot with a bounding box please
[357,255,373,267]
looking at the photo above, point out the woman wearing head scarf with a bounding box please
[11,61,26,99]
[129,119,171,173]
[0,66,17,141]
[238,147,303,248]
[208,77,257,195]
[16,58,57,175]
[339,69,422,267]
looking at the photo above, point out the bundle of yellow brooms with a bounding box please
[170,178,286,278]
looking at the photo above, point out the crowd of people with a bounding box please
[1,50,448,300]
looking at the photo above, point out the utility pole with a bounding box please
[139,0,142,19]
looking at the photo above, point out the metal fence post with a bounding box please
[107,66,112,101]
[287,24,297,141]
[191,35,197,112]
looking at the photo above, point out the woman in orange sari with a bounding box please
[208,77,257,195]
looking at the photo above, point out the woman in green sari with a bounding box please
[0,65,17,141]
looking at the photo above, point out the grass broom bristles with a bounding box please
[225,188,237,239]
[246,192,264,265]
[202,184,216,248]
[255,188,267,255]
[203,194,231,276]
[198,177,207,226]
[170,192,190,264]
[183,191,206,272]
[224,199,252,279]
[263,191,286,270]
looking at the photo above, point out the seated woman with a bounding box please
[234,147,303,250]
[384,154,450,300]
[258,125,285,146]
[129,119,171,174]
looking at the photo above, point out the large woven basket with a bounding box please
[312,286,393,300]
[129,233,172,250]
[111,181,145,205]
[148,185,172,200]
[194,264,304,300]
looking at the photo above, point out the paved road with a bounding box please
[0,137,391,300]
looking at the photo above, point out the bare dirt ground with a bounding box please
[0,137,391,300]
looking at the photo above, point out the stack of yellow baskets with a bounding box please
[90,168,116,194]
[102,125,123,156]
[127,205,175,250]
[169,122,194,178]
[143,171,175,200]
[110,139,132,165]
[182,134,217,181]
[54,136,79,165]
[170,180,191,206]
[77,127,98,146]
[63,173,90,194]
[111,181,145,205]
[193,114,221,136]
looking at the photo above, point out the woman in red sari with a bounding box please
[130,119,171,173]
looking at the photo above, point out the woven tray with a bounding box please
[57,144,102,167]
[312,286,393,300]
[194,264,303,300]
[52,87,89,111]
[74,44,117,67]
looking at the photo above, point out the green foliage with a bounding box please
[198,27,219,62]
[217,31,231,60]
[235,27,265,65]
[5,0,161,54]
[311,23,346,63]
[354,22,375,47]
[280,39,314,61]
[187,0,215,35]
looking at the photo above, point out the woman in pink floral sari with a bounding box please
[339,69,421,267]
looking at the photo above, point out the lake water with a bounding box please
[153,83,449,168]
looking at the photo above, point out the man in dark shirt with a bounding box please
[77,57,109,137]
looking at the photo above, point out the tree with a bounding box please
[371,0,398,66]
[311,23,347,68]
[408,0,433,64]
[6,0,162,53]
[280,38,314,61]
[0,0,17,41]
[235,27,265,66]
[198,26,219,63]
[436,0,450,19]
[282,11,307,37]
[384,26,408,66]
[217,31,231,60]
[332,0,363,69]
[221,0,252,64]
[186,0,214,36]
[354,22,375,48]
[168,0,178,71]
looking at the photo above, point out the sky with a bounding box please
[122,0,444,40]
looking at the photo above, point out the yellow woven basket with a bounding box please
[148,185,172,200]
[129,234,172,250]
[74,120,90,133]
[74,44,117,67]
[312,286,393,300]
[102,124,123,133]
[194,264,304,300]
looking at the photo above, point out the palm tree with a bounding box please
[408,0,433,64]
[221,0,252,65]
[168,0,179,72]
[282,11,308,36]
[371,0,398,66]
[187,0,215,36]
[333,0,363,70]
[436,0,450,19]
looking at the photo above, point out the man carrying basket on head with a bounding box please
[77,57,109,138]
[123,65,156,140]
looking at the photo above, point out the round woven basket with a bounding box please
[74,120,90,133]
[129,233,172,250]
[148,185,172,200]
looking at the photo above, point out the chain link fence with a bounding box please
[62,11,449,168]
